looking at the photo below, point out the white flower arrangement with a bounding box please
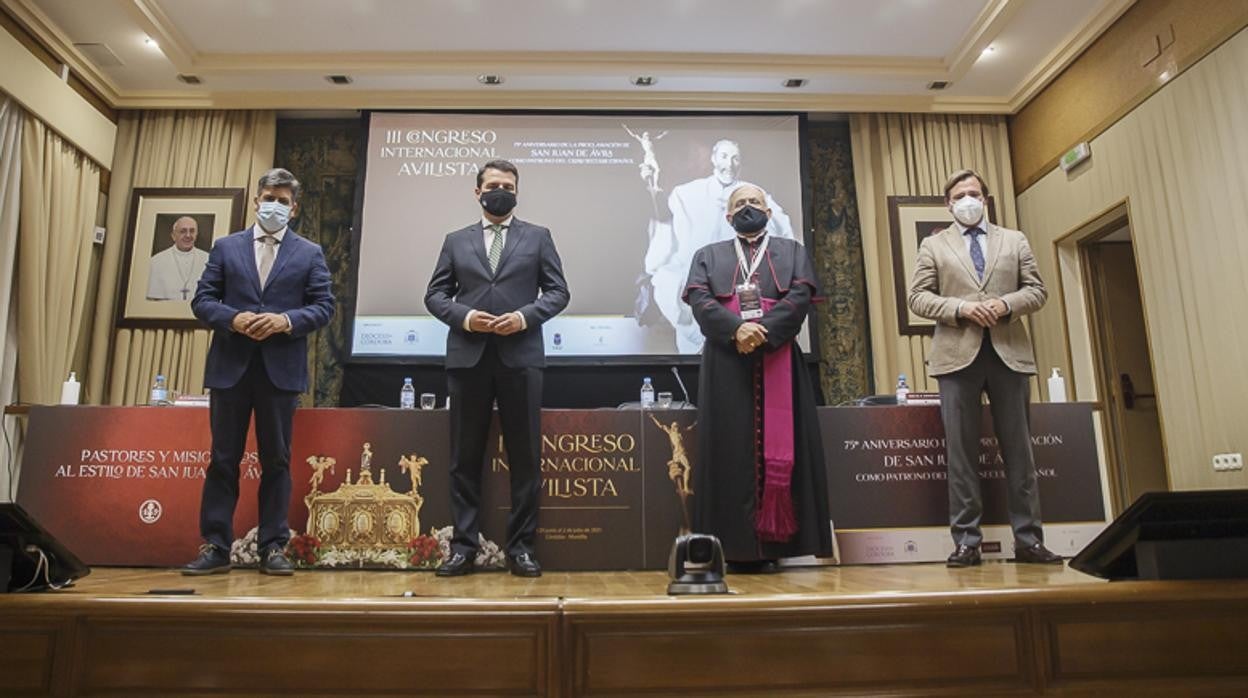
[433,525,506,569]
[317,546,411,569]
[230,525,508,570]
[229,526,297,565]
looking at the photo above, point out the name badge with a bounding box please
[736,283,763,320]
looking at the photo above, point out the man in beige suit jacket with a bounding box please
[908,168,1062,568]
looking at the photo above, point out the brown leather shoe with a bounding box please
[1013,542,1063,564]
[946,544,982,568]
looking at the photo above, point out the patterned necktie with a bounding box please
[965,227,985,280]
[487,223,504,273]
[258,234,278,288]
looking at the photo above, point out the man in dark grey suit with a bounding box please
[425,159,569,577]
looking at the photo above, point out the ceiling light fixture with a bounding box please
[477,74,504,85]
[143,37,159,49]
[631,76,656,87]
[782,78,807,88]
[981,44,996,56]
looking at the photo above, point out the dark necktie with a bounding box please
[965,227,985,280]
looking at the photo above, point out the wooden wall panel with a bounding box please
[1009,0,1248,194]
[0,616,75,696]
[565,602,1037,696]
[1037,598,1248,694]
[1016,26,1248,492]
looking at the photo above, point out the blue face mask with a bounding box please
[256,200,291,232]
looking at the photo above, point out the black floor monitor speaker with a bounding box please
[0,503,91,592]
[1070,489,1248,580]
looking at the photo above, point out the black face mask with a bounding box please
[479,188,517,217]
[731,205,769,235]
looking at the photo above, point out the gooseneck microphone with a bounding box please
[671,366,693,408]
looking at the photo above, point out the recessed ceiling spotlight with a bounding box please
[143,36,159,49]
[981,44,996,56]
[325,74,353,85]
[478,74,504,85]
[631,76,656,87]
[783,78,807,88]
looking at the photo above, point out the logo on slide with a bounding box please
[139,499,163,524]
[405,330,418,344]
[553,333,562,348]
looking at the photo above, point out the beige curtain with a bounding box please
[86,110,275,405]
[849,113,1019,393]
[0,96,23,500]
[17,114,100,405]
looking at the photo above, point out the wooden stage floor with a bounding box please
[5,562,1248,696]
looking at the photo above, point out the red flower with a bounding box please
[286,534,322,566]
[407,534,443,568]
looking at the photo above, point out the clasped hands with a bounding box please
[232,311,289,340]
[469,310,524,336]
[959,298,1009,328]
[734,321,768,354]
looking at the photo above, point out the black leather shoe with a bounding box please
[181,544,231,576]
[509,552,542,578]
[436,552,474,577]
[946,544,982,568]
[259,547,295,576]
[1013,542,1063,564]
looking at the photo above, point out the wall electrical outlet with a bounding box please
[1212,453,1243,471]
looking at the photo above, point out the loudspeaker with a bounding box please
[0,503,91,592]
[1070,489,1248,580]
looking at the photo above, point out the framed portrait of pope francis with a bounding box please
[116,187,245,328]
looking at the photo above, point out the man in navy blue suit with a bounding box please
[425,159,569,578]
[183,168,335,576]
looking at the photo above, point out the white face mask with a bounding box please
[951,195,985,227]
[256,201,291,232]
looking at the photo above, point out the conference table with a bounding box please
[16,403,1105,569]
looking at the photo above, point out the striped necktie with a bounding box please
[487,223,504,273]
[965,227,985,280]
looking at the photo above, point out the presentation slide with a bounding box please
[352,112,806,358]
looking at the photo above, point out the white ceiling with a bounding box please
[5,0,1134,112]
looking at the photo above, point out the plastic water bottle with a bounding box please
[640,377,655,409]
[1047,368,1068,402]
[895,373,910,406]
[150,374,168,406]
[400,377,416,409]
[61,371,81,405]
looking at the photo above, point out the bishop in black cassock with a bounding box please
[682,184,832,567]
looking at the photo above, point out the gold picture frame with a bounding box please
[116,187,245,328]
[888,195,997,336]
